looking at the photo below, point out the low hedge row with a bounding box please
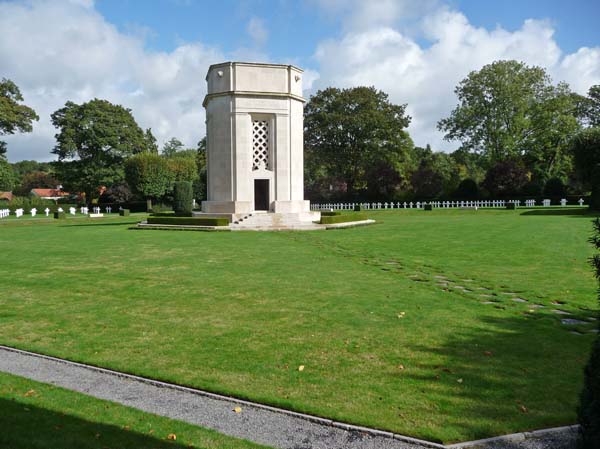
[320,212,367,225]
[147,216,229,227]
[149,212,193,217]
[320,211,342,217]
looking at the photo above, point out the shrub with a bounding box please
[521,180,543,196]
[354,204,363,211]
[577,218,600,448]
[506,202,517,210]
[483,160,528,197]
[98,182,133,204]
[147,216,229,227]
[320,212,367,224]
[53,211,65,219]
[454,179,479,199]
[544,177,567,197]
[173,181,193,215]
[119,209,130,216]
[424,203,433,211]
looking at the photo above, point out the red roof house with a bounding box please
[30,188,70,200]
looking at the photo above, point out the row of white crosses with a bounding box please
[311,198,586,211]
[0,205,115,219]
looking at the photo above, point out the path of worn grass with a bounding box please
[0,209,597,443]
[0,371,269,449]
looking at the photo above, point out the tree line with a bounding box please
[1,59,599,210]
[305,61,599,208]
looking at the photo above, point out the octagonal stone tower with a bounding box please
[201,62,310,216]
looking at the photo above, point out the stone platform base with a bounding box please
[137,212,375,232]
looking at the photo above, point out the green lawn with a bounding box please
[0,371,269,449]
[0,208,598,443]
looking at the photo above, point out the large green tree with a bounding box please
[162,137,185,157]
[125,152,174,211]
[0,157,15,191]
[0,78,39,158]
[583,85,600,127]
[166,153,199,183]
[571,127,600,210]
[305,86,413,198]
[144,128,159,154]
[15,171,59,196]
[51,99,148,202]
[438,60,580,180]
[410,145,462,198]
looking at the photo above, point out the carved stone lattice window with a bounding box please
[252,120,270,170]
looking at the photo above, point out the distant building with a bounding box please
[30,188,70,201]
[0,191,13,202]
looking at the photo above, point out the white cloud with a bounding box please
[0,0,223,162]
[246,16,269,47]
[2,0,599,162]
[311,5,600,152]
[311,0,439,32]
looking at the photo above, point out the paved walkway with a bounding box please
[0,345,577,449]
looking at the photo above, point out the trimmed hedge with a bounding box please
[173,181,193,215]
[53,212,66,219]
[320,211,342,217]
[320,212,367,225]
[119,209,130,216]
[506,203,517,210]
[147,216,229,227]
[150,212,193,217]
[424,204,433,211]
[354,204,363,211]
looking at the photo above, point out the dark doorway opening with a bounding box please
[254,179,269,211]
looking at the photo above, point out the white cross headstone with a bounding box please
[69,207,76,215]
[15,208,24,218]
[58,207,64,213]
[560,198,567,207]
[30,208,37,217]
[44,208,50,217]
[578,198,585,206]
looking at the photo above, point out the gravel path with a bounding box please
[0,345,577,449]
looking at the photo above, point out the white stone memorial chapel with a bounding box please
[200,62,316,224]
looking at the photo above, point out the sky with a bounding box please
[1,0,599,162]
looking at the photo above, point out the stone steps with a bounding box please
[229,212,322,230]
